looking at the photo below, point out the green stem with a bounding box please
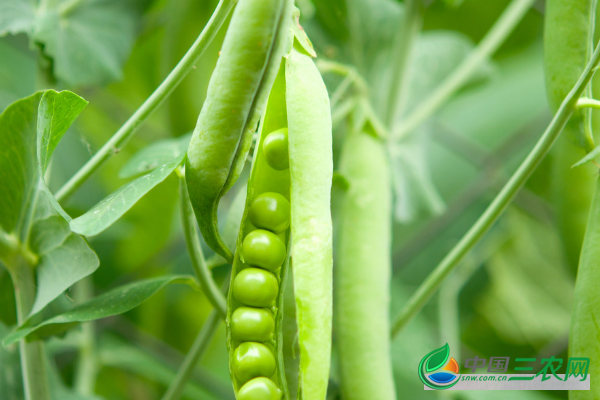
[54,0,237,203]
[178,174,227,318]
[73,277,98,395]
[391,39,600,339]
[385,0,421,126]
[10,260,51,400]
[390,0,535,141]
[160,309,222,400]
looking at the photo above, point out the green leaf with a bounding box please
[0,91,99,315]
[572,145,600,168]
[0,0,35,36]
[70,154,185,236]
[119,133,191,179]
[389,135,446,223]
[0,0,140,87]
[425,343,449,373]
[38,90,88,175]
[2,275,197,346]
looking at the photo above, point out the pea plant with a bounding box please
[1,0,599,399]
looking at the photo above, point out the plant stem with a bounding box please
[160,309,222,400]
[54,0,237,203]
[73,277,98,395]
[390,0,535,141]
[385,0,421,126]
[178,174,227,318]
[391,39,600,339]
[10,259,51,400]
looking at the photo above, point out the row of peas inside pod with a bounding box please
[229,128,291,400]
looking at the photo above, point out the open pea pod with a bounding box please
[226,42,333,400]
[186,0,292,263]
[226,61,292,400]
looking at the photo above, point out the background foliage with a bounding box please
[0,0,591,399]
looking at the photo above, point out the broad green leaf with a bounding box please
[477,210,573,346]
[401,30,493,119]
[0,91,99,315]
[389,133,446,223]
[70,154,185,236]
[119,133,191,179]
[0,0,35,36]
[38,90,88,174]
[0,38,36,111]
[0,0,140,87]
[0,92,42,234]
[2,275,197,345]
[425,343,449,372]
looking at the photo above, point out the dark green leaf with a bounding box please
[2,275,197,345]
[70,154,185,236]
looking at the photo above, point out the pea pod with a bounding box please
[286,44,333,400]
[334,130,396,400]
[186,0,290,263]
[544,0,597,272]
[226,61,292,399]
[569,175,600,400]
[226,41,333,399]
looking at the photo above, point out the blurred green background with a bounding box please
[0,0,593,399]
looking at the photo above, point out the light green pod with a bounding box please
[335,131,396,400]
[569,176,600,400]
[544,0,597,273]
[186,0,288,263]
[286,44,333,400]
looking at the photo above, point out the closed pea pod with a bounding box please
[569,176,600,400]
[286,44,333,400]
[335,130,396,400]
[545,4,599,399]
[186,0,291,262]
[544,0,597,273]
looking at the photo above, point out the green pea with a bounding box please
[248,192,291,233]
[242,230,286,271]
[231,307,275,342]
[232,268,279,307]
[263,128,289,170]
[237,377,281,400]
[232,342,276,384]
